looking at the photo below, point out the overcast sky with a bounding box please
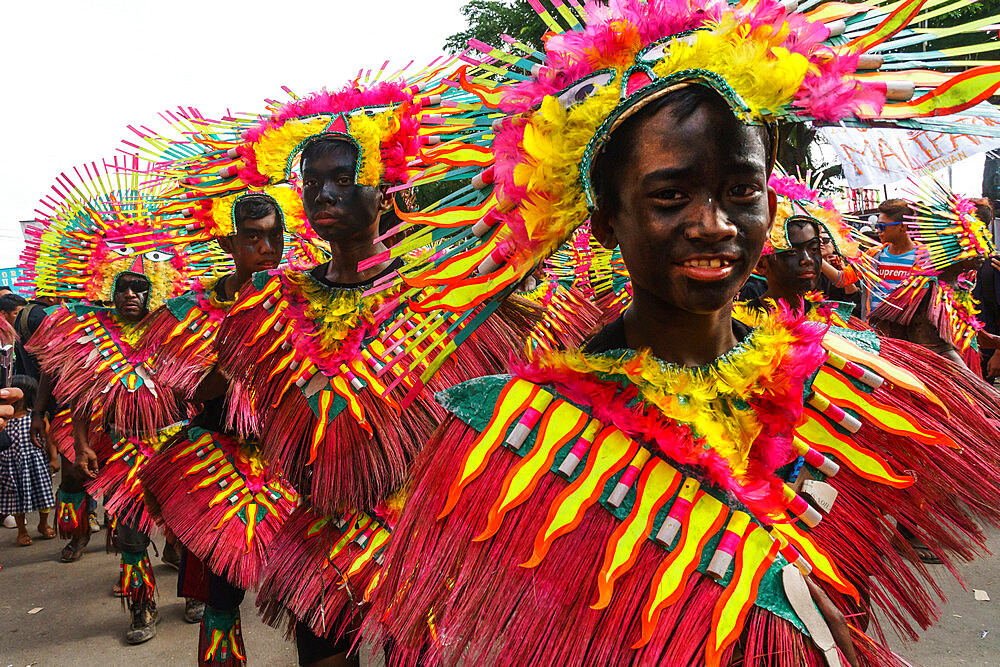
[2,1,992,273]
[0,0,470,268]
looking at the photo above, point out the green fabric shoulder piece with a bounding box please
[437,374,804,632]
[165,290,200,322]
[306,384,347,424]
[66,302,108,318]
[251,270,276,291]
[829,324,879,355]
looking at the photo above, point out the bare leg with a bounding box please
[37,510,55,538]
[15,514,31,546]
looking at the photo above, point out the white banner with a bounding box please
[818,105,1000,188]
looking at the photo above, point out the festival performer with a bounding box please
[870,179,1000,373]
[746,215,823,312]
[22,158,224,644]
[741,173,870,327]
[151,69,554,664]
[821,198,930,316]
[356,1,1000,664]
[137,188,300,666]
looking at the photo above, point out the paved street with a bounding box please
[0,511,296,666]
[2,508,1000,665]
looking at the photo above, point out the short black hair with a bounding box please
[786,216,821,238]
[233,195,281,229]
[0,294,27,313]
[300,137,358,172]
[11,374,37,410]
[591,84,776,214]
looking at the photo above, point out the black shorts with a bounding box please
[295,620,354,666]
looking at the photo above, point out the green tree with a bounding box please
[444,0,548,54]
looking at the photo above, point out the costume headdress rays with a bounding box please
[21,157,222,494]
[19,156,219,309]
[906,176,995,272]
[124,107,329,267]
[377,0,1000,314]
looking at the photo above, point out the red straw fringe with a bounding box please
[86,431,158,536]
[141,431,296,590]
[28,307,180,436]
[139,306,216,402]
[47,409,75,461]
[256,506,378,640]
[216,280,537,514]
[362,418,837,666]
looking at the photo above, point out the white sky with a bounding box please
[2,1,995,271]
[0,0,470,268]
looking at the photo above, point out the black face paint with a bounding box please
[766,223,822,295]
[300,141,382,244]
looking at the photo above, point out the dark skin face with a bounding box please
[300,140,392,283]
[819,231,841,268]
[877,214,911,247]
[218,212,284,299]
[760,223,822,302]
[301,142,385,244]
[113,275,150,322]
[591,100,776,365]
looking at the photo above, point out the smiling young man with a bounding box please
[356,2,1000,664]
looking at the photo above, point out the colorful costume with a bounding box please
[355,1,1000,665]
[134,188,304,665]
[146,67,571,650]
[870,178,995,373]
[546,224,632,324]
[22,158,219,608]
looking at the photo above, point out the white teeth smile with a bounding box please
[682,258,733,268]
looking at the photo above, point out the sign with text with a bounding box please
[819,106,1000,188]
[0,268,23,292]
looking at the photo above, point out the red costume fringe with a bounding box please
[135,280,232,419]
[47,409,75,461]
[256,505,384,640]
[138,305,215,402]
[141,429,298,590]
[86,430,160,536]
[27,305,180,437]
[216,272,535,514]
[362,419,895,666]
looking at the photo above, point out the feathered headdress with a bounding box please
[138,61,465,207]
[18,157,222,310]
[378,0,1000,314]
[906,176,995,271]
[765,173,861,257]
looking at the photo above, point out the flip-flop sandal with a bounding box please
[16,533,32,547]
[37,525,56,540]
[60,540,85,562]
[911,544,944,565]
